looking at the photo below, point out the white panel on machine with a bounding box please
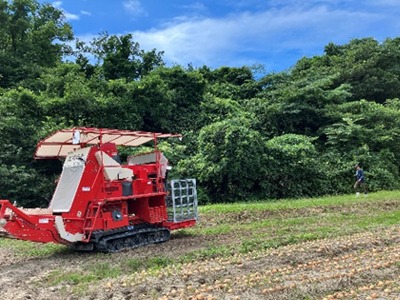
[49,147,91,213]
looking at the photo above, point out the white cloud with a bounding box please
[180,2,207,12]
[52,1,80,21]
[130,4,383,70]
[74,1,400,71]
[52,1,62,8]
[365,0,400,7]
[81,10,92,16]
[123,0,147,17]
[65,12,80,20]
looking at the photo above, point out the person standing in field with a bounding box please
[354,164,368,197]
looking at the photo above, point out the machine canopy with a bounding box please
[34,127,182,159]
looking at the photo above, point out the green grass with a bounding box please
[180,190,400,258]
[127,256,174,272]
[356,210,400,227]
[198,191,400,213]
[193,202,399,239]
[181,244,232,262]
[0,238,70,256]
[48,262,121,285]
[2,190,400,292]
[43,262,122,295]
[3,191,399,258]
[45,256,176,295]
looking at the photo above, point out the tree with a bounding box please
[293,38,400,103]
[264,134,325,199]
[180,116,266,203]
[38,63,144,130]
[38,63,98,126]
[0,0,73,88]
[323,99,400,159]
[147,66,206,133]
[89,32,164,81]
[247,72,352,138]
[200,66,260,100]
[0,88,59,206]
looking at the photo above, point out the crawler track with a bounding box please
[72,224,170,253]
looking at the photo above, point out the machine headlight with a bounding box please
[0,218,7,227]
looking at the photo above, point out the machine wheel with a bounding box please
[111,239,124,252]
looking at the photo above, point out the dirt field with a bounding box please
[1,199,400,300]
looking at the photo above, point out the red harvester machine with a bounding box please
[0,127,198,252]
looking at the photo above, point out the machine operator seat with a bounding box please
[95,151,133,181]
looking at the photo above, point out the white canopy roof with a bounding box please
[34,127,182,159]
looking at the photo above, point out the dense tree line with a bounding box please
[1,0,400,206]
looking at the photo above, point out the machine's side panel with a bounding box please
[0,200,62,244]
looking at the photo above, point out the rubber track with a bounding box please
[94,226,170,253]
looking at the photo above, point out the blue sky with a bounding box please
[46,0,400,73]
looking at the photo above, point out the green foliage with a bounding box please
[144,66,206,132]
[264,134,325,198]
[196,95,244,128]
[320,99,400,193]
[294,37,400,103]
[0,164,57,207]
[88,32,164,81]
[1,4,400,206]
[201,66,260,100]
[0,0,73,88]
[323,99,400,159]
[247,72,352,138]
[0,89,42,164]
[180,116,266,203]
[0,88,59,206]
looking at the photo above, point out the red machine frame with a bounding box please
[0,128,198,251]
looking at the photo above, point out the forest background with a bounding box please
[1,0,400,207]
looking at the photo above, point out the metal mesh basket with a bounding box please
[166,179,198,223]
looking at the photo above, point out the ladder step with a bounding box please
[82,204,101,242]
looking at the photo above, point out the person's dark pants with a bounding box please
[354,181,367,194]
